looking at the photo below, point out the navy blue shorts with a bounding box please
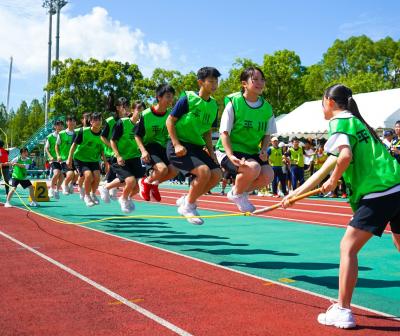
[349,190,400,236]
[166,140,219,176]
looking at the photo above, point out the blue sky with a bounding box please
[0,0,399,111]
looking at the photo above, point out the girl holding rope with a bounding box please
[282,84,400,329]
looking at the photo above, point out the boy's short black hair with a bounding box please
[66,115,76,122]
[0,140,4,148]
[197,67,221,81]
[90,112,102,120]
[291,137,299,142]
[54,119,64,126]
[156,84,176,98]
[20,147,29,154]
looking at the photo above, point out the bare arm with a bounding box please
[166,115,186,157]
[220,131,245,167]
[135,135,150,163]
[259,135,270,162]
[203,130,217,162]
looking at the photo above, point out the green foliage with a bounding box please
[2,35,399,145]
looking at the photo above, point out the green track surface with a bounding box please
[1,187,399,317]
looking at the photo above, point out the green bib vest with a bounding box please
[269,146,283,167]
[289,147,304,167]
[73,127,103,162]
[216,92,273,155]
[58,130,74,161]
[175,91,218,146]
[141,107,170,147]
[329,115,400,211]
[103,116,118,157]
[12,156,32,180]
[115,118,141,160]
[46,133,57,159]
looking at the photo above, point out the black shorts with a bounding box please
[349,190,400,236]
[50,161,62,171]
[73,159,100,174]
[112,157,145,182]
[221,151,268,176]
[60,161,75,172]
[11,178,32,189]
[145,143,170,166]
[166,140,219,175]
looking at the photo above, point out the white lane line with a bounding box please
[0,230,193,336]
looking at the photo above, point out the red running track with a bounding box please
[1,197,399,335]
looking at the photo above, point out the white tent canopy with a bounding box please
[275,88,400,136]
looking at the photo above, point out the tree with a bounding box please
[262,50,306,115]
[47,58,143,119]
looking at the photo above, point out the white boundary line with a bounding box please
[0,229,193,336]
[0,202,398,321]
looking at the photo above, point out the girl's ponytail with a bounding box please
[325,84,380,142]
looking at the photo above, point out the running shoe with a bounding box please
[84,195,95,207]
[99,186,111,203]
[139,178,151,201]
[150,184,161,202]
[227,189,256,213]
[317,303,356,329]
[178,200,204,225]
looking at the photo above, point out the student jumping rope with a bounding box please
[45,120,65,199]
[55,115,77,195]
[67,113,105,207]
[215,67,275,212]
[166,67,222,225]
[282,84,400,329]
[4,147,39,208]
[108,110,145,213]
[135,84,178,202]
[75,113,91,199]
[0,139,10,196]
[100,95,131,200]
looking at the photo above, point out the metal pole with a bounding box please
[6,56,13,114]
[55,3,60,75]
[55,1,67,76]
[45,5,54,126]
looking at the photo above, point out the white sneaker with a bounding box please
[54,190,60,199]
[176,195,186,207]
[110,188,118,200]
[178,201,204,225]
[91,193,100,205]
[79,187,85,200]
[227,190,256,213]
[4,202,12,208]
[119,197,132,213]
[29,201,39,207]
[48,188,54,198]
[69,184,74,194]
[99,186,111,203]
[62,185,69,195]
[128,198,135,211]
[84,195,95,207]
[317,303,356,329]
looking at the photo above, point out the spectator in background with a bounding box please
[285,137,305,189]
[267,136,287,197]
[382,129,394,150]
[0,139,10,196]
[391,120,400,163]
[303,139,315,179]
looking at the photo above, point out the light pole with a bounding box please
[43,0,56,126]
[55,0,68,76]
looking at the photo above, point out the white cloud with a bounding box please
[0,3,172,77]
